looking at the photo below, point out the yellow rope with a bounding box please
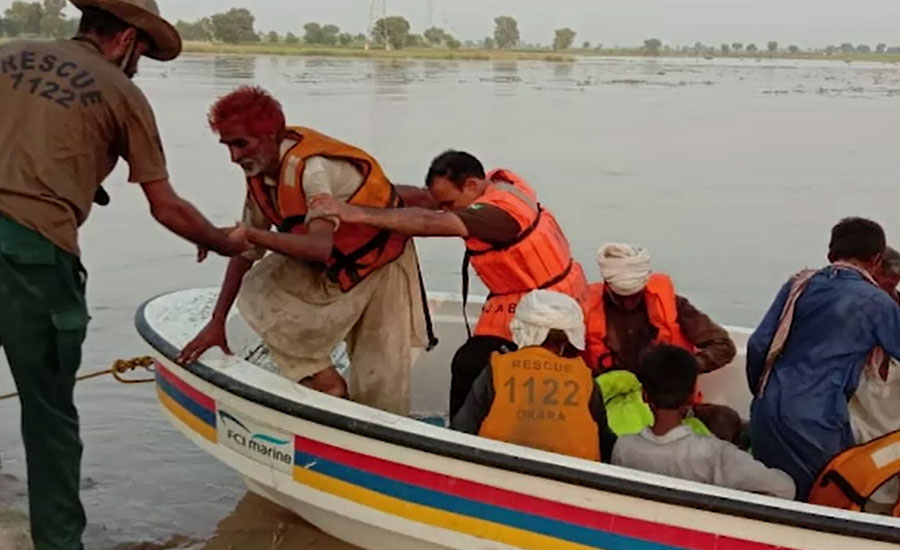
[0,356,156,401]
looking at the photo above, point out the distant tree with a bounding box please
[746,43,758,53]
[720,43,730,54]
[284,32,299,44]
[582,41,590,49]
[372,16,410,50]
[355,33,367,42]
[338,32,353,46]
[423,26,447,46]
[4,1,44,36]
[303,22,322,44]
[320,24,340,45]
[644,38,662,56]
[840,42,855,53]
[266,31,279,43]
[210,8,258,43]
[693,41,705,51]
[824,45,837,54]
[888,47,900,54]
[731,42,743,51]
[767,41,778,52]
[406,33,425,48]
[788,44,799,53]
[39,0,65,37]
[483,36,495,49]
[552,28,576,50]
[493,16,519,49]
[856,44,871,54]
[175,18,213,41]
[876,43,887,54]
[446,36,461,50]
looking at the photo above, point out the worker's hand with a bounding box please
[210,224,253,258]
[309,194,364,224]
[198,225,247,262]
[178,319,232,365]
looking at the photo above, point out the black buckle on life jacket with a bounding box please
[278,215,307,233]
[467,206,544,258]
[819,470,869,508]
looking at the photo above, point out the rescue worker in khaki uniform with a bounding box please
[0,2,248,549]
[310,151,589,419]
[179,86,430,415]
[451,290,616,461]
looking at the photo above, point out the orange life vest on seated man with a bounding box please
[246,126,408,292]
[808,430,900,517]
[479,346,601,461]
[584,273,695,371]
[464,170,588,340]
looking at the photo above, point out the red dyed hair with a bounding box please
[208,86,285,137]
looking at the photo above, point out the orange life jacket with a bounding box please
[479,346,601,461]
[246,126,408,292]
[584,273,694,371]
[463,169,588,340]
[808,430,900,517]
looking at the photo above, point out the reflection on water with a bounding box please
[212,55,256,81]
[4,52,900,550]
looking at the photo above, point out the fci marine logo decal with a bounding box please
[217,407,293,473]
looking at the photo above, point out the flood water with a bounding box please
[1,53,900,548]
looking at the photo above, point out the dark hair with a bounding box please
[829,217,886,262]
[77,7,151,45]
[425,150,485,188]
[543,329,580,358]
[637,345,698,409]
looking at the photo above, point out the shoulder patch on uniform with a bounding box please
[468,203,485,211]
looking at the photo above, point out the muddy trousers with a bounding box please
[0,216,87,550]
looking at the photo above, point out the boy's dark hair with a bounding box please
[637,345,698,409]
[425,150,485,188]
[829,217,886,262]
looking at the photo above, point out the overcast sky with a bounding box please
[18,0,900,48]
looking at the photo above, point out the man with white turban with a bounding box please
[451,290,617,462]
[586,243,740,442]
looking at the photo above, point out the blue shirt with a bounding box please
[747,265,900,499]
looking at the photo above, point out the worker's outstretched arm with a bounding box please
[244,218,335,262]
[140,179,246,256]
[309,194,468,237]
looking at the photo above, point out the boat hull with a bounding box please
[141,289,900,550]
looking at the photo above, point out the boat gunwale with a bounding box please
[135,295,900,545]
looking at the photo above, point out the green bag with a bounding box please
[596,370,712,437]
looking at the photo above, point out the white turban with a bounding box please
[596,243,652,296]
[509,290,585,351]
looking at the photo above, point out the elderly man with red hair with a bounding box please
[179,86,432,414]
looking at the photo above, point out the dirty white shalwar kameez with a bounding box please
[850,356,900,508]
[612,426,796,499]
[236,152,426,414]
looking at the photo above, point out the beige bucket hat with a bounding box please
[70,0,182,61]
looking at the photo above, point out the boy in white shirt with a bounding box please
[612,345,796,499]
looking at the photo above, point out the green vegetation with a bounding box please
[3,3,900,65]
[553,28,577,51]
[180,41,575,62]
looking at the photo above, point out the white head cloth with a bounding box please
[596,242,652,296]
[509,290,585,351]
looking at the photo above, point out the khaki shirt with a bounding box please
[0,39,168,255]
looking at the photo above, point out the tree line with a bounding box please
[0,0,77,38]
[3,4,899,56]
[642,38,900,56]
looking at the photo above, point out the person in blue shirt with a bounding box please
[747,217,900,500]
